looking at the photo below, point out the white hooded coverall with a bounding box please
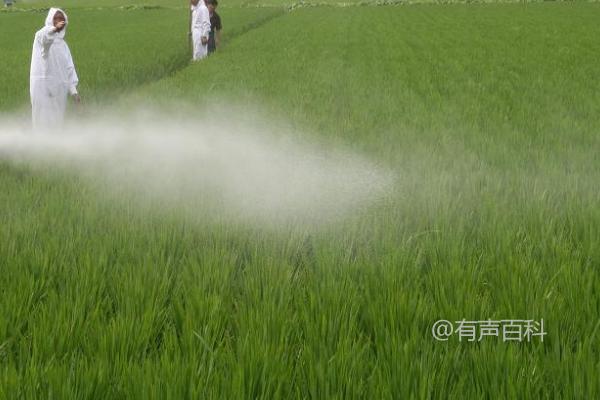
[30,8,79,130]
[191,2,211,61]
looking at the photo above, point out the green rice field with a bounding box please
[0,1,599,398]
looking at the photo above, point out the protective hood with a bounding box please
[44,7,68,39]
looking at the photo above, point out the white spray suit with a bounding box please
[191,2,211,61]
[30,8,79,130]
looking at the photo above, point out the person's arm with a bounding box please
[191,6,199,31]
[65,45,80,103]
[215,15,222,48]
[38,26,57,47]
[201,8,210,44]
[39,20,65,48]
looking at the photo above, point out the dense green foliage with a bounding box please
[0,2,599,399]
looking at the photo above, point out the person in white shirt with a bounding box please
[30,7,80,131]
[190,0,211,61]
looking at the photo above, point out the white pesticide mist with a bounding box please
[0,109,394,226]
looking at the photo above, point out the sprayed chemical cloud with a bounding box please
[0,109,393,226]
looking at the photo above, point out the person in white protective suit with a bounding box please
[190,0,211,61]
[30,7,80,130]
